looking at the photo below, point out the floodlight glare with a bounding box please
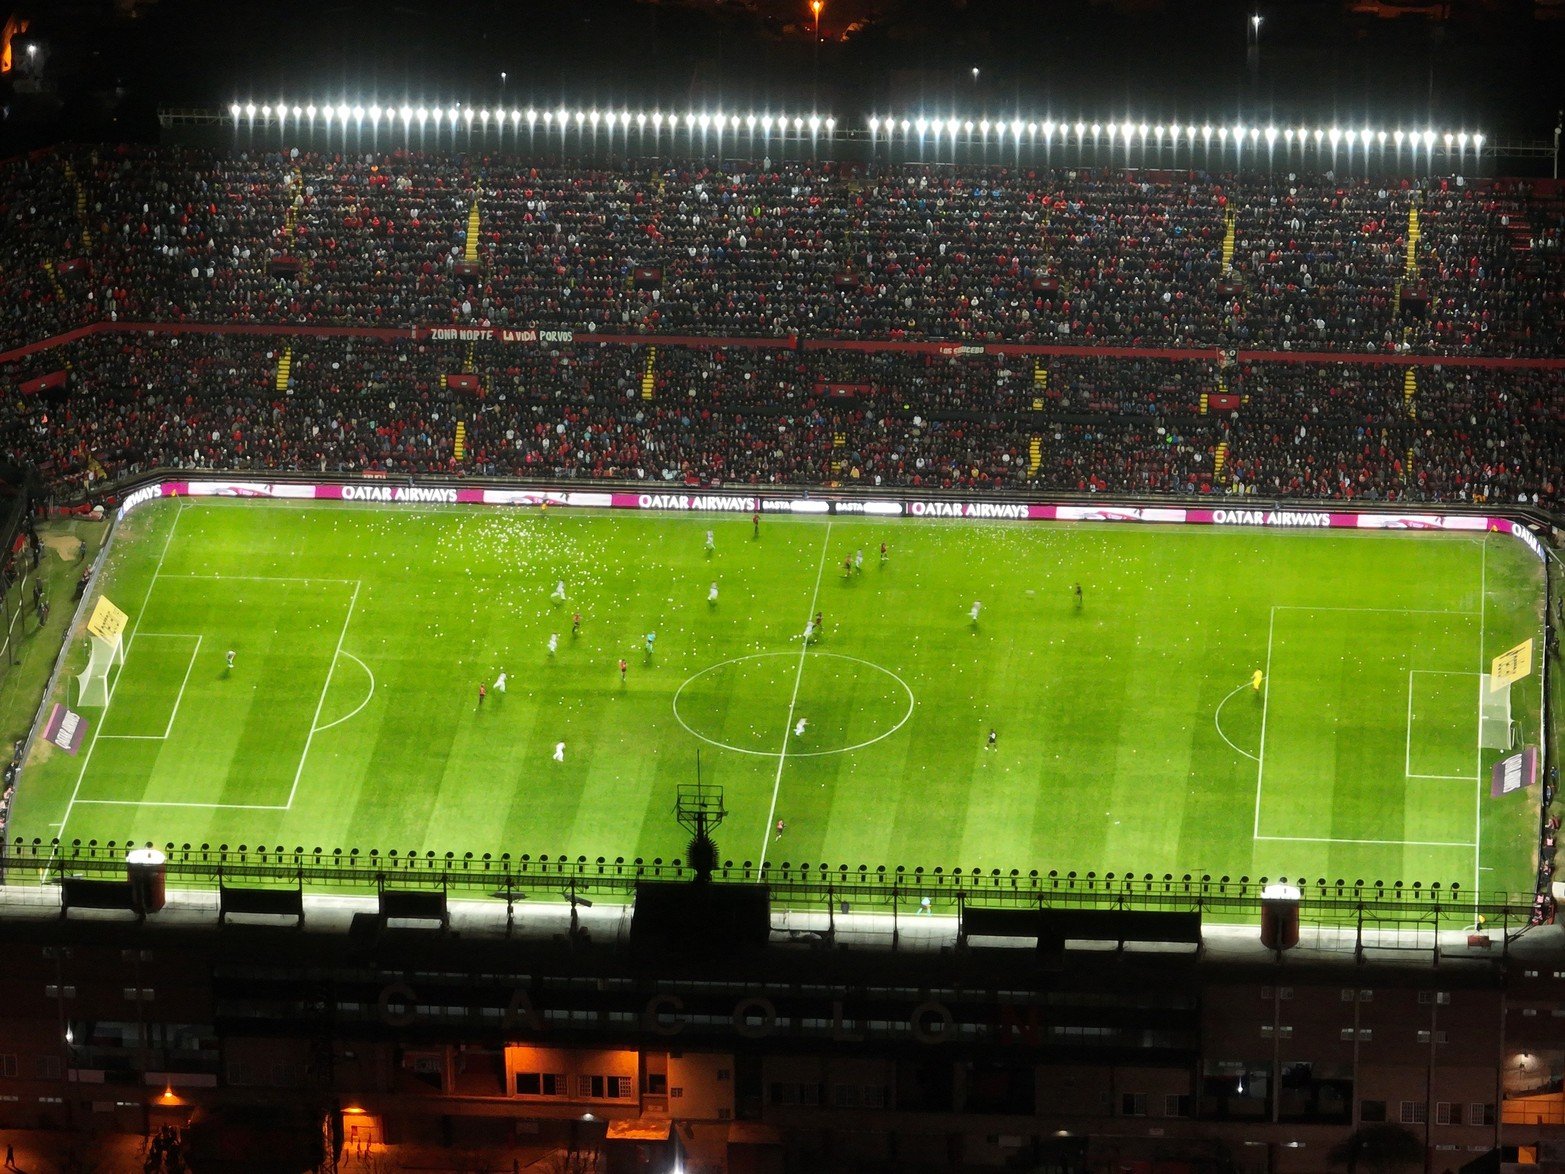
[1122,121,1135,139]
[1328,127,1341,145]
[306,104,317,118]
[1074,121,1085,136]
[793,116,803,129]
[824,116,835,131]
[962,119,973,133]
[1186,125,1198,139]
[1344,129,1356,145]
[1265,126,1277,143]
[1218,126,1228,140]
[899,119,910,132]
[245,102,257,118]
[1443,132,1453,145]
[979,118,990,135]
[352,105,364,121]
[1089,122,1101,136]
[229,103,241,118]
[1473,132,1484,149]
[1011,119,1023,137]
[292,105,302,118]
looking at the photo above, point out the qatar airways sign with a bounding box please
[116,480,1548,561]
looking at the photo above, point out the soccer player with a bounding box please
[551,580,567,602]
[879,541,888,564]
[619,658,628,683]
[708,582,719,605]
[794,717,808,737]
[814,611,823,637]
[644,631,656,655]
[987,728,997,750]
[494,670,507,693]
[226,649,235,669]
[705,529,715,553]
[553,741,565,762]
[478,683,487,705]
[969,600,982,624]
[1073,582,1083,606]
[572,612,582,636]
[800,619,814,644]
[854,548,864,573]
[1252,669,1265,693]
[547,633,559,656]
[843,555,854,578]
[774,818,785,841]
[752,510,760,538]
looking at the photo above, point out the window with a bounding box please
[864,1086,887,1110]
[1121,1093,1148,1117]
[1436,1103,1457,1126]
[1419,991,1451,1006]
[34,1057,60,1081]
[1341,989,1356,1002]
[1469,1103,1495,1126]
[1361,1101,1388,1123]
[44,985,75,1000]
[122,988,154,1003]
[1341,1027,1372,1042]
[1261,1025,1293,1039]
[578,1075,604,1099]
[1417,1030,1449,1045]
[0,1056,16,1079]
[645,1073,667,1095]
[1401,1101,1427,1125]
[1279,987,1293,1000]
[832,1084,863,1109]
[513,1072,566,1097]
[1165,1094,1192,1118]
[1359,989,1374,1002]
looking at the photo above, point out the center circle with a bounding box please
[672,651,916,758]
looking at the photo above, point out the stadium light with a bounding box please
[229,102,241,119]
[1473,132,1484,149]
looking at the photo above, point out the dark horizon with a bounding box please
[1,0,1560,156]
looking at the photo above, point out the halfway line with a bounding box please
[759,520,833,869]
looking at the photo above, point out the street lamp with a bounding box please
[1247,13,1262,86]
[810,0,822,41]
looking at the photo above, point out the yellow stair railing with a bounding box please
[1221,209,1238,273]
[1028,437,1042,477]
[274,347,293,392]
[1403,369,1417,418]
[1214,441,1229,479]
[454,420,467,462]
[463,191,483,264]
[641,347,658,400]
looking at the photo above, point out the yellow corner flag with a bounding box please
[1251,669,1265,692]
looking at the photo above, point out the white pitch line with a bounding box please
[53,500,184,858]
[156,573,360,584]
[1474,535,1488,898]
[1271,605,1480,616]
[1213,680,1260,763]
[312,651,376,734]
[160,635,202,739]
[1405,669,1415,780]
[759,520,833,869]
[1255,834,1477,848]
[284,580,361,810]
[1252,606,1277,838]
[73,798,289,811]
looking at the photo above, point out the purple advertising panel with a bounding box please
[1491,746,1539,798]
[117,479,1545,562]
[43,704,88,755]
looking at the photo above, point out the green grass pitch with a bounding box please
[9,498,1546,898]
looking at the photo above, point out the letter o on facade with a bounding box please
[732,996,778,1039]
[378,981,417,1028]
[643,994,688,1036]
[910,998,954,1044]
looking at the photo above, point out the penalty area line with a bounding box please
[285,581,362,810]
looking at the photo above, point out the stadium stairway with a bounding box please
[274,347,292,392]
[1403,368,1418,417]
[454,420,467,462]
[1405,203,1422,277]
[41,260,65,302]
[61,160,92,247]
[283,164,305,238]
[1028,437,1042,476]
[641,347,657,399]
[1214,440,1229,479]
[464,193,482,265]
[1221,209,1237,272]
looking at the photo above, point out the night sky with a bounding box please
[1,0,1560,150]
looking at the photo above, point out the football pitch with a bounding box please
[9,498,1547,898]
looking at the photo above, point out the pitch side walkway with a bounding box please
[0,883,1549,966]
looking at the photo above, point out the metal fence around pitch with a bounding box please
[3,837,1545,936]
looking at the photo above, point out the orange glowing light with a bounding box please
[0,15,31,75]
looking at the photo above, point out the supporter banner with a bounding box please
[1208,393,1240,411]
[121,479,1546,561]
[55,258,86,276]
[1491,746,1538,799]
[445,374,480,392]
[18,369,67,393]
[43,703,88,755]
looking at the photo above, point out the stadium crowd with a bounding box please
[3,334,1561,505]
[0,147,1559,357]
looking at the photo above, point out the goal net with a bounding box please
[75,595,130,708]
[1479,673,1512,751]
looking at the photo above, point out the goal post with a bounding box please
[1479,673,1512,751]
[75,595,129,708]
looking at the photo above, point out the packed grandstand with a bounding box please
[1,146,1561,502]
